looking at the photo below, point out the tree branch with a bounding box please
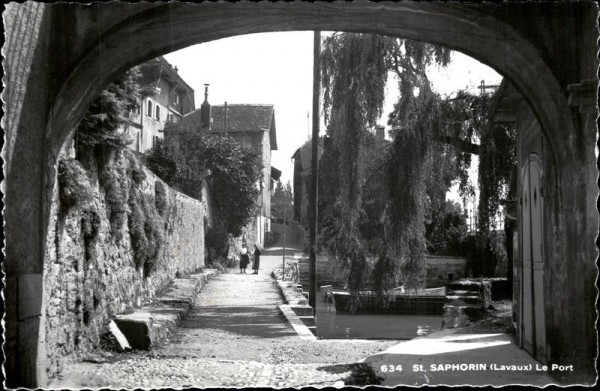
[435,135,480,155]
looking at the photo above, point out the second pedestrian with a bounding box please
[240,244,250,273]
[251,244,261,274]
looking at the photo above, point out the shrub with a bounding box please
[264,231,274,246]
[57,159,94,212]
[154,181,168,217]
[76,67,140,150]
[99,161,129,239]
[127,187,163,277]
[126,151,147,185]
[205,226,229,265]
[464,231,507,277]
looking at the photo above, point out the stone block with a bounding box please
[107,320,131,352]
[144,309,184,328]
[441,304,483,329]
[114,313,154,350]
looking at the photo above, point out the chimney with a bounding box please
[375,125,385,140]
[200,84,211,130]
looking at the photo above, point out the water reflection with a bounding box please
[416,325,431,336]
[315,292,441,339]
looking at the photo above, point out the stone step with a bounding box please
[298,315,315,327]
[447,284,481,293]
[290,305,314,316]
[307,326,317,336]
[445,295,481,305]
[447,290,480,296]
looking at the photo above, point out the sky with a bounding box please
[165,31,503,213]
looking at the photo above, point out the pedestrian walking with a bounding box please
[240,244,250,273]
[251,244,261,274]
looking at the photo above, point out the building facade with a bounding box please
[291,138,323,226]
[178,97,279,246]
[125,57,195,153]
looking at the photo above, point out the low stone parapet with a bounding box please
[273,276,308,306]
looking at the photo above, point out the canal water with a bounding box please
[315,292,442,339]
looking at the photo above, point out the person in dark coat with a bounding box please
[251,244,261,274]
[240,245,249,273]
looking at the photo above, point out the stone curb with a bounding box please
[278,305,317,341]
[271,271,318,340]
[113,268,221,350]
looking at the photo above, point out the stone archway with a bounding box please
[4,1,597,387]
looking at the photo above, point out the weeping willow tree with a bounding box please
[318,33,388,299]
[318,33,452,300]
[319,32,515,300]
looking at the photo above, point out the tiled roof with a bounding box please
[179,104,278,149]
[138,56,195,98]
[211,104,274,133]
[177,109,204,130]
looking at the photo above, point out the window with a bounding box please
[173,94,179,105]
[155,105,160,121]
[240,135,252,149]
[147,100,153,117]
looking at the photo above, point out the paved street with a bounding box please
[49,256,394,388]
[48,253,561,388]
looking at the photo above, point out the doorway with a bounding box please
[520,153,546,362]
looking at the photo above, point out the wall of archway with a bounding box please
[3,2,597,386]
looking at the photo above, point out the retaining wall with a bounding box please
[43,147,209,380]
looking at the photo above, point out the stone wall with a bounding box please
[305,255,467,289]
[272,258,300,285]
[43,147,208,380]
[425,256,468,288]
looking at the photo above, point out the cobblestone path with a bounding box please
[49,256,394,388]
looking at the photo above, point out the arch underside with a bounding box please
[49,1,570,168]
[8,2,593,387]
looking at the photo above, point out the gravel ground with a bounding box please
[50,256,396,388]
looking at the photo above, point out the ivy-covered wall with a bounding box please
[43,144,209,380]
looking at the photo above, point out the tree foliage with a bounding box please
[477,123,517,233]
[145,128,263,238]
[318,32,515,294]
[77,67,141,149]
[425,201,469,256]
[318,33,389,295]
[271,180,293,222]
